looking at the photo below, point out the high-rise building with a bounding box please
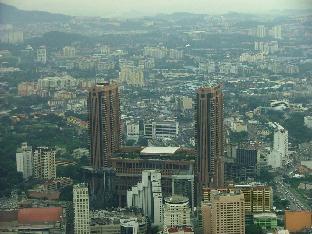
[73,183,90,234]
[271,25,282,39]
[127,170,163,226]
[256,25,266,38]
[163,195,191,228]
[33,147,56,180]
[63,46,76,57]
[16,142,33,179]
[202,191,245,234]
[268,123,288,168]
[37,46,47,64]
[88,82,121,169]
[195,85,224,196]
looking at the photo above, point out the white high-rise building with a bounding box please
[268,123,288,168]
[37,46,47,64]
[163,195,191,228]
[73,183,90,234]
[272,25,282,39]
[256,25,266,38]
[33,147,56,180]
[16,142,33,179]
[127,170,163,226]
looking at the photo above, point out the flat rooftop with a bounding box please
[140,147,180,155]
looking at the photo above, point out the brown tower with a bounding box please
[88,82,121,169]
[195,85,224,198]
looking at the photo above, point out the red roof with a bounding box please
[18,207,63,224]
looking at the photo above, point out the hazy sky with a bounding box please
[1,0,311,17]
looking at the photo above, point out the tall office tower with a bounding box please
[195,85,224,196]
[268,123,288,168]
[88,82,121,169]
[256,25,266,38]
[163,195,191,228]
[172,174,195,212]
[127,170,163,226]
[202,191,245,234]
[16,142,33,179]
[33,147,56,180]
[73,183,90,234]
[37,46,47,64]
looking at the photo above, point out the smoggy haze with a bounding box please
[1,0,311,17]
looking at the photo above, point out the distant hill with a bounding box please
[0,3,71,24]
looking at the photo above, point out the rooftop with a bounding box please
[164,195,189,204]
[141,147,180,155]
[18,207,63,224]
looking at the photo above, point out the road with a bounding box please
[275,175,310,211]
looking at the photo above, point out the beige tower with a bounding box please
[202,191,245,234]
[73,183,90,234]
[33,147,56,180]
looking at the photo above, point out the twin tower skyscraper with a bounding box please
[88,82,224,205]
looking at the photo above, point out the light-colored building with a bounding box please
[16,142,33,179]
[268,123,288,168]
[179,97,193,111]
[144,46,167,59]
[164,195,191,228]
[202,191,245,234]
[304,116,312,129]
[37,46,47,64]
[63,46,76,57]
[271,25,282,39]
[144,120,179,140]
[126,121,140,141]
[33,147,56,180]
[127,170,163,226]
[0,30,23,44]
[37,75,77,91]
[169,49,183,60]
[119,65,144,87]
[234,184,273,213]
[73,183,90,234]
[256,25,266,38]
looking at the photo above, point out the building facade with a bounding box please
[268,123,288,168]
[163,195,191,228]
[16,142,33,179]
[195,85,224,197]
[127,170,163,226]
[37,46,47,64]
[202,191,245,234]
[144,120,179,140]
[73,183,90,234]
[88,82,121,169]
[33,147,56,180]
